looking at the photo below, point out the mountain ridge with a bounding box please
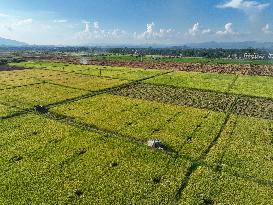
[0,37,28,46]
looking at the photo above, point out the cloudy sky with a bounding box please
[0,0,273,45]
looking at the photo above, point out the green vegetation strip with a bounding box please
[0,113,191,204]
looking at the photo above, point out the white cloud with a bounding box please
[202,28,212,34]
[217,0,270,19]
[93,21,99,29]
[188,22,200,36]
[0,13,9,17]
[14,18,33,26]
[217,0,270,11]
[186,22,212,36]
[1,18,33,32]
[262,24,273,34]
[53,19,67,23]
[135,22,176,41]
[75,21,127,44]
[216,22,238,35]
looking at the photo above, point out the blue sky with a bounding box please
[0,0,272,45]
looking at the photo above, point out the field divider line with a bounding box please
[215,114,239,167]
[178,111,211,152]
[34,78,88,92]
[0,71,170,121]
[44,70,173,109]
[198,97,239,161]
[174,96,239,204]
[226,74,239,93]
[47,106,273,189]
[0,108,32,120]
[2,106,273,192]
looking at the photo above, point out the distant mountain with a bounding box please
[186,41,273,49]
[0,37,27,47]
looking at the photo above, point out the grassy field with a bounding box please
[1,60,273,204]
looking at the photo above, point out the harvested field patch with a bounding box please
[234,96,273,120]
[0,65,29,72]
[82,59,273,77]
[110,83,236,112]
[111,82,273,120]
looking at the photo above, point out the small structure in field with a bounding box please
[147,139,164,150]
[34,105,48,114]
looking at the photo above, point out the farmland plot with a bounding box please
[0,83,88,109]
[52,94,226,160]
[0,83,9,90]
[230,75,273,98]
[179,167,273,205]
[4,60,273,204]
[4,68,128,91]
[34,71,128,91]
[145,71,236,93]
[205,114,273,182]
[0,69,41,87]
[0,114,191,204]
[0,103,19,118]
[12,61,165,81]
[78,66,164,81]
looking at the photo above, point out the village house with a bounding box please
[244,53,265,60]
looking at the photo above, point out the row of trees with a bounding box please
[107,47,271,59]
[0,57,24,65]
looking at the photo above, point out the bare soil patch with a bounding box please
[0,65,29,71]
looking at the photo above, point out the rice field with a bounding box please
[2,60,273,204]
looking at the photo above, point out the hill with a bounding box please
[0,37,27,46]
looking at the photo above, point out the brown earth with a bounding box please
[0,65,30,71]
[87,60,273,76]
